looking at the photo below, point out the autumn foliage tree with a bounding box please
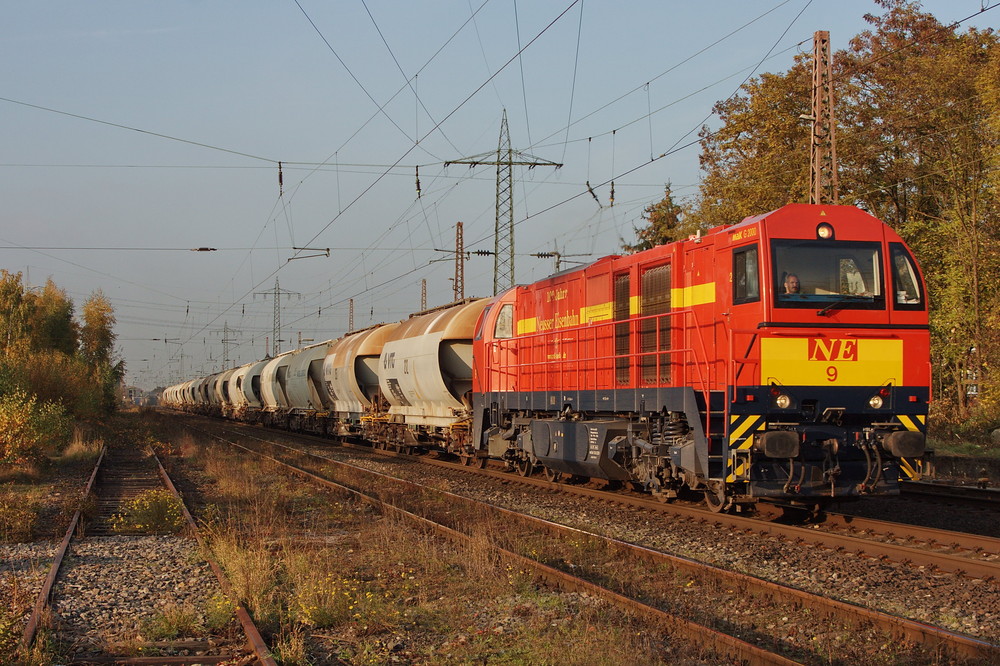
[621,183,699,253]
[0,272,123,463]
[629,0,999,439]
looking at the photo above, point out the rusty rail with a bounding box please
[20,447,105,652]
[154,455,276,666]
[244,421,1000,662]
[199,428,799,666]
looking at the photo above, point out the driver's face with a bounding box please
[785,277,799,293]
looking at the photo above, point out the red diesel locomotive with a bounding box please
[472,203,929,511]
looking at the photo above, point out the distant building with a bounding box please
[123,386,143,406]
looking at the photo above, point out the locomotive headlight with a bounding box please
[817,222,835,239]
[775,394,792,409]
[869,395,884,409]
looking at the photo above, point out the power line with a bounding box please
[155,3,583,378]
[0,96,275,163]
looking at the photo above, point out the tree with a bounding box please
[837,1,1000,423]
[690,59,812,229]
[79,290,116,367]
[25,278,78,356]
[683,0,1000,435]
[622,183,698,253]
[0,271,30,352]
[79,290,125,414]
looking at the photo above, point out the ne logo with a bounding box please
[808,338,858,362]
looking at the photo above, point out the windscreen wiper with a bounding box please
[816,296,866,317]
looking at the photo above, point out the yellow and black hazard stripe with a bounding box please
[894,413,928,480]
[728,414,766,450]
[895,413,926,433]
[726,414,766,482]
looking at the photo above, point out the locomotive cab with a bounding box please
[725,205,929,506]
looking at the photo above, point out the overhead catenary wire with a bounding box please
[559,0,585,165]
[88,2,997,385]
[149,1,584,378]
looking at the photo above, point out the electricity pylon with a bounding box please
[446,110,562,294]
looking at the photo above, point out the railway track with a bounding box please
[17,444,275,666]
[179,416,1000,664]
[333,429,1000,581]
[901,479,1000,508]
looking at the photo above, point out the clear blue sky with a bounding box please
[1,1,994,389]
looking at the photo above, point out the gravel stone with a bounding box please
[286,438,1000,640]
[50,535,218,653]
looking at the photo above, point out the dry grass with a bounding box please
[162,426,684,665]
[98,628,147,657]
[0,491,38,542]
[58,426,103,463]
[0,422,106,544]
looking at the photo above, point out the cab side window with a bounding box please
[494,303,514,339]
[474,305,492,340]
[890,243,925,310]
[733,245,760,304]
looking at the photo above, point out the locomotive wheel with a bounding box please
[543,466,562,483]
[475,455,488,469]
[516,458,534,477]
[704,487,729,513]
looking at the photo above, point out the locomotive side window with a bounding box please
[889,243,925,309]
[494,303,514,339]
[772,240,884,310]
[732,245,759,304]
[640,263,671,384]
[474,305,491,340]
[614,272,630,385]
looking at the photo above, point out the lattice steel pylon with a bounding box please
[211,321,241,369]
[494,114,515,294]
[454,221,464,301]
[255,278,299,356]
[810,30,838,205]
[446,110,562,295]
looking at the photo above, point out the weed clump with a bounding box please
[111,489,185,534]
[0,492,37,542]
[140,604,201,640]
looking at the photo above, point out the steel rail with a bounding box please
[901,479,1000,507]
[154,454,277,666]
[802,508,1000,557]
[201,416,1000,580]
[193,420,1000,663]
[19,447,105,652]
[414,448,1000,580]
[196,426,801,666]
[19,443,273,666]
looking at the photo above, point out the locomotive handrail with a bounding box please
[486,308,717,437]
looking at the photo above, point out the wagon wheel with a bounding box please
[543,466,562,483]
[516,458,534,477]
[464,453,488,469]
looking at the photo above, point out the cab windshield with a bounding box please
[772,239,884,309]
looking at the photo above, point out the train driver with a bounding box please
[783,273,800,294]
